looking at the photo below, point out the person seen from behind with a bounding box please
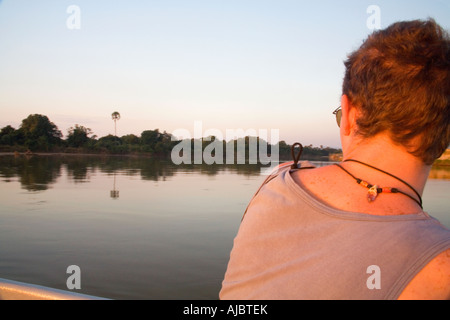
[220,18,450,300]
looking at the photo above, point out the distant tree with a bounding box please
[0,125,17,145]
[0,125,15,136]
[19,114,62,151]
[276,140,291,159]
[66,124,94,148]
[111,111,120,136]
[95,134,126,153]
[141,129,160,147]
[140,129,174,155]
[97,134,121,146]
[121,134,140,145]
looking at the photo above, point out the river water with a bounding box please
[0,154,448,299]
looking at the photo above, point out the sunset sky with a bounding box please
[1,0,449,148]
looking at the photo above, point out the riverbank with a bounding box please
[2,151,449,169]
[0,151,157,159]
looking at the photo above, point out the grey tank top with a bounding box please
[220,163,450,300]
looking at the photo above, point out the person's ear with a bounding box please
[340,95,358,136]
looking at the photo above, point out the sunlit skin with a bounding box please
[291,95,450,300]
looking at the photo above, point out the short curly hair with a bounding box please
[342,18,450,165]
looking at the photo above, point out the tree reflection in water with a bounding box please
[1,154,447,193]
[0,154,267,193]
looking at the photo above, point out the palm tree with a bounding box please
[111,111,120,136]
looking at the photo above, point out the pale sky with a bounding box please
[0,0,449,148]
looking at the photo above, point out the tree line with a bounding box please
[0,114,342,161]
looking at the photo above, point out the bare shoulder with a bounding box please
[398,248,450,300]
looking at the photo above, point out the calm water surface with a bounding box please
[0,154,449,299]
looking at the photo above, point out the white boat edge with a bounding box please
[0,277,109,300]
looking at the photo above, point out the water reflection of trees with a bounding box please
[0,154,266,191]
[1,154,448,192]
[0,155,450,191]
[0,155,62,191]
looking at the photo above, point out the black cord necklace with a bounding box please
[335,159,423,209]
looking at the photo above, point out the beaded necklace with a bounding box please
[335,159,423,209]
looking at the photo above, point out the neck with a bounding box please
[342,134,431,197]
